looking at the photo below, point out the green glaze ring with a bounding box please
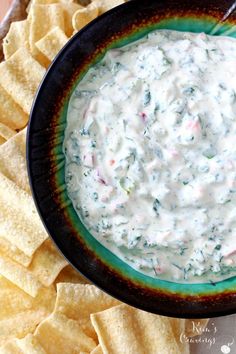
[28,0,236,317]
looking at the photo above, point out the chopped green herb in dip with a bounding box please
[63,29,236,283]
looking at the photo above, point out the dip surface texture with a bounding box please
[64,29,236,283]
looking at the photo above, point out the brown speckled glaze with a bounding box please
[27,0,236,318]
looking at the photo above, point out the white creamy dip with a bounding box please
[64,29,236,283]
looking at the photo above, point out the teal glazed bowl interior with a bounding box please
[27,0,236,318]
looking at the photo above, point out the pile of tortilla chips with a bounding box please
[0,0,208,352]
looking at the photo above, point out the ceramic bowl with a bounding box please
[27,0,236,318]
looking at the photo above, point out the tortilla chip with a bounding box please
[91,345,103,354]
[91,304,185,354]
[72,2,99,32]
[30,0,75,4]
[29,4,65,66]
[61,3,83,37]
[0,237,31,267]
[0,278,55,346]
[0,255,42,297]
[0,334,47,354]
[16,334,47,354]
[0,310,47,347]
[35,26,68,61]
[185,319,209,337]
[94,0,125,14]
[0,123,16,142]
[168,318,189,354]
[0,173,48,257]
[0,277,55,346]
[3,20,30,61]
[0,85,28,130]
[0,137,6,146]
[35,312,97,354]
[29,239,68,287]
[0,276,55,321]
[0,340,22,354]
[0,129,30,194]
[0,48,46,114]
[55,264,90,285]
[0,279,55,346]
[55,283,120,340]
[26,0,77,15]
